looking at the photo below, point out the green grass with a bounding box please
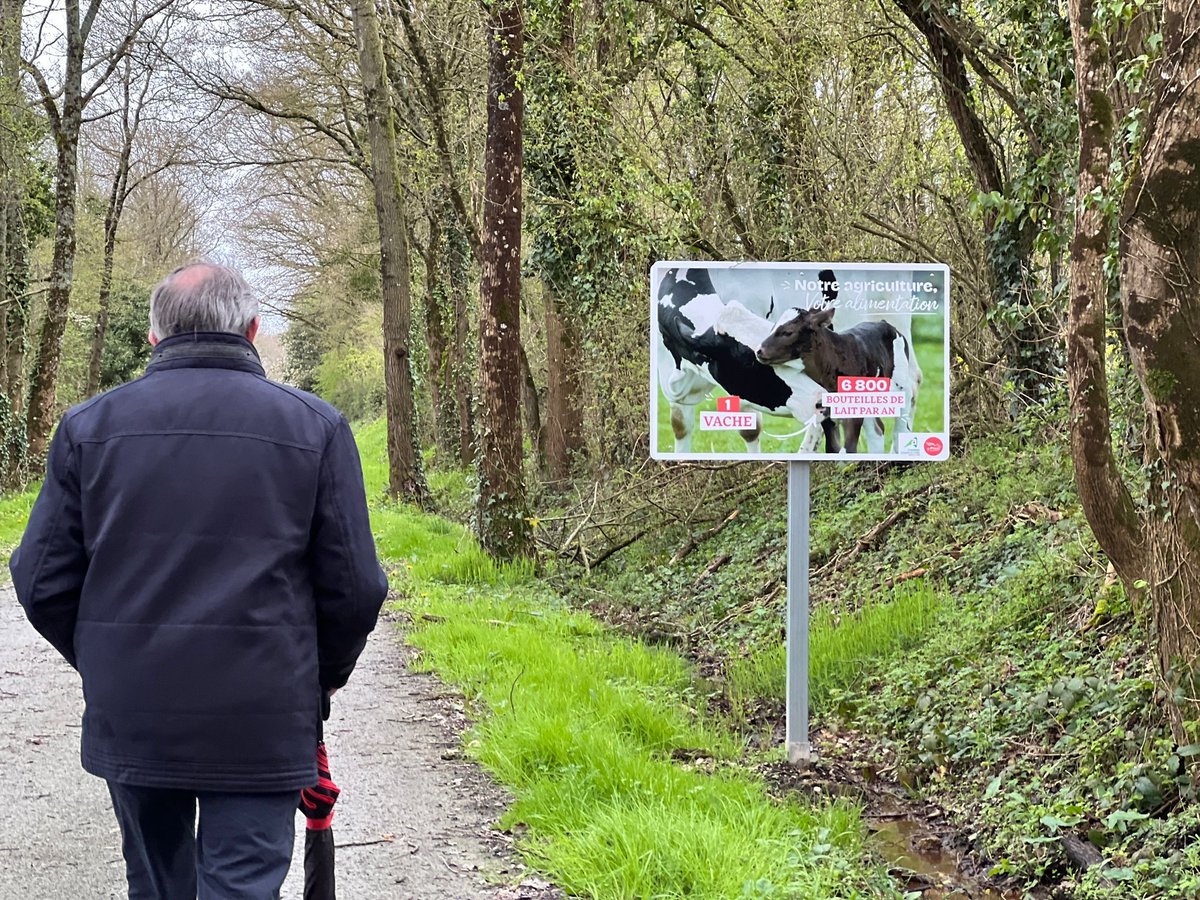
[373,502,533,584]
[726,580,946,716]
[0,486,37,556]
[356,417,390,500]
[355,418,475,519]
[376,494,895,897]
[403,576,896,898]
[356,420,523,584]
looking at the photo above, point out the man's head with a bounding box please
[148,261,260,345]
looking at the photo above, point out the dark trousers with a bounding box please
[107,782,300,900]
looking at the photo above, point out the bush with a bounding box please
[314,343,385,421]
[100,283,153,390]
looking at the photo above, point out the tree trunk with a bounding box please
[390,0,483,263]
[446,218,475,469]
[351,0,430,505]
[476,0,531,559]
[517,338,541,464]
[87,58,143,398]
[0,0,11,394]
[536,0,586,483]
[0,1,20,488]
[1,7,28,416]
[421,212,458,461]
[1065,0,1145,591]
[1118,0,1200,717]
[0,2,22,379]
[26,0,86,469]
[543,287,585,481]
[1,201,29,489]
[0,196,7,402]
[4,201,29,418]
[389,0,479,471]
[895,0,1057,408]
[87,156,132,397]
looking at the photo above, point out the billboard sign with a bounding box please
[651,261,950,461]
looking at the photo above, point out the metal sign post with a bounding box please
[786,460,813,764]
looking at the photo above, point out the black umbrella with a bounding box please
[300,699,340,899]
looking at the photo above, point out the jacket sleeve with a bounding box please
[310,417,388,691]
[9,420,87,669]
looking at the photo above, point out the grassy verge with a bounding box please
[378,501,898,897]
[845,546,1200,898]
[349,420,900,895]
[356,418,474,519]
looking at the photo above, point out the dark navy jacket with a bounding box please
[9,332,388,792]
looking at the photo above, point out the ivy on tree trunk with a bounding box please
[896,0,1060,409]
[476,0,532,560]
[1069,0,1200,731]
[1120,0,1200,721]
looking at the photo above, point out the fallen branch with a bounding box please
[590,528,653,568]
[534,463,768,568]
[559,482,600,555]
[335,836,395,849]
[672,509,740,564]
[814,504,911,578]
[887,567,929,587]
[692,553,732,588]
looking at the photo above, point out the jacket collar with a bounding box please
[145,332,266,376]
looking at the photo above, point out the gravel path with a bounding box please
[2,588,546,900]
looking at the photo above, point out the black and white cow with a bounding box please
[755,306,921,453]
[656,267,831,452]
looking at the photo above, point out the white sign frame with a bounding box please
[650,260,951,462]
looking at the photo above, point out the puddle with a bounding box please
[757,755,1046,899]
[868,814,1032,899]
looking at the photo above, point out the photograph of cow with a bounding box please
[755,306,921,454]
[650,261,948,460]
[655,266,829,453]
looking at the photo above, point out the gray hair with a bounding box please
[149,261,259,339]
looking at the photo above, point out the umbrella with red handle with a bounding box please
[300,738,340,899]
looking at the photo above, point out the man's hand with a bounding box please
[299,741,340,830]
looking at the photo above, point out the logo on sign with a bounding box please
[716,396,741,412]
[897,433,946,457]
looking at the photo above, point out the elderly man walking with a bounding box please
[10,262,388,899]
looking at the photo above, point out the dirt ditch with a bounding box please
[757,727,1049,900]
